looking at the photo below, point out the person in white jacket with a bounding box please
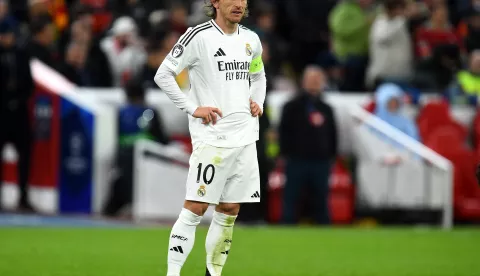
[366,0,413,89]
[100,16,146,87]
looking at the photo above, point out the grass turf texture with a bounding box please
[0,227,479,276]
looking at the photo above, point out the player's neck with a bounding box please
[214,17,238,34]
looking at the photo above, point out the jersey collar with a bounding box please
[210,19,240,36]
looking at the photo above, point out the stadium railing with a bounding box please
[348,104,453,229]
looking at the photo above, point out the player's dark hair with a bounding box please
[204,0,249,19]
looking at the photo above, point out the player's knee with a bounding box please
[216,203,240,216]
[184,200,209,216]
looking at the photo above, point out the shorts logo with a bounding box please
[245,43,252,56]
[197,185,206,197]
[171,44,184,58]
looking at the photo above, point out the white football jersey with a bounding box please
[162,19,265,148]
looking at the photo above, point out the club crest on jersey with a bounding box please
[171,44,184,58]
[245,43,252,56]
[197,185,206,197]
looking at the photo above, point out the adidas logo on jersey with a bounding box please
[251,191,260,198]
[214,48,226,57]
[169,246,184,254]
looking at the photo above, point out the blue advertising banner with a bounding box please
[59,98,94,214]
[33,95,53,141]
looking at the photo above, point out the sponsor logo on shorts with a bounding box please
[171,234,188,241]
[197,185,206,197]
[170,246,184,253]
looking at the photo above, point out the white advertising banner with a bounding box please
[132,140,214,222]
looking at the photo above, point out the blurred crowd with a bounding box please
[0,0,478,99]
[2,0,480,223]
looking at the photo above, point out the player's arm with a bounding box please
[154,31,222,125]
[249,36,267,117]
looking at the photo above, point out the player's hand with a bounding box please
[250,99,262,117]
[193,106,223,125]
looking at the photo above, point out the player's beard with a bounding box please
[223,3,246,24]
[224,10,244,24]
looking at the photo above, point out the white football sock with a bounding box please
[167,208,202,276]
[205,211,237,276]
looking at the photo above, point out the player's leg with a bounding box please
[168,142,231,276]
[167,200,208,276]
[205,203,239,276]
[204,143,260,275]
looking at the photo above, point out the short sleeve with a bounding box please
[249,33,264,74]
[161,28,199,75]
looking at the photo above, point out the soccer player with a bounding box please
[153,0,266,275]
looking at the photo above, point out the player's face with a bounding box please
[216,0,247,24]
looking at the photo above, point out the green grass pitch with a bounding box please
[0,227,479,276]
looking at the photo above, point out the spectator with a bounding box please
[103,80,169,217]
[329,0,376,91]
[7,0,29,25]
[28,15,57,69]
[447,50,480,105]
[0,0,18,30]
[252,2,285,78]
[49,0,69,33]
[317,51,343,91]
[0,19,35,212]
[112,0,165,38]
[414,43,462,92]
[279,66,338,225]
[366,0,413,89]
[28,0,50,22]
[464,11,480,53]
[58,3,93,57]
[187,0,209,26]
[415,3,462,59]
[140,30,180,89]
[58,42,89,85]
[373,83,420,144]
[283,0,337,77]
[168,2,188,35]
[100,16,146,87]
[81,0,112,35]
[69,19,112,87]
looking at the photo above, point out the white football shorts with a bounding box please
[185,142,260,204]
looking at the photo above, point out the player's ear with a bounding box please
[212,0,220,9]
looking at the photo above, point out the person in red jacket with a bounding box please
[415,3,462,58]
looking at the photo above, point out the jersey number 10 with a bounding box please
[196,163,215,185]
